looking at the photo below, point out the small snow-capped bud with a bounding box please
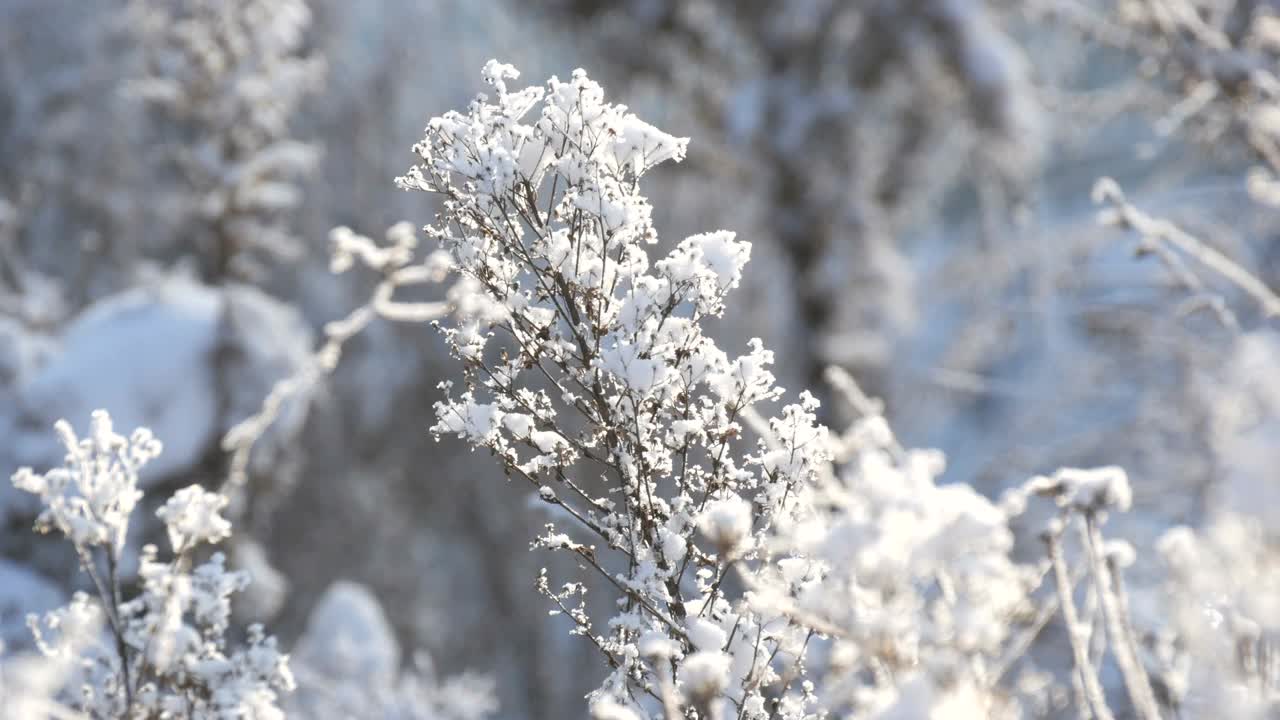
[680,651,731,702]
[686,617,728,652]
[1156,525,1199,570]
[1104,540,1136,568]
[385,220,418,249]
[481,59,520,94]
[10,467,44,495]
[89,409,123,451]
[637,630,679,659]
[698,495,754,555]
[998,486,1030,517]
[157,485,232,550]
[1091,176,1124,204]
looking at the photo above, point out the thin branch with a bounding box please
[1080,513,1162,720]
[1045,521,1116,720]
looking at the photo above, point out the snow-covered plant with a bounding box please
[1149,515,1280,716]
[7,410,294,718]
[748,368,1039,718]
[380,60,1067,719]
[530,0,1044,395]
[1003,466,1163,720]
[128,0,324,281]
[393,59,835,717]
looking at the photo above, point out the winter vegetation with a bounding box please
[3,1,1280,719]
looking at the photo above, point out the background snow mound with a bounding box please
[294,580,401,688]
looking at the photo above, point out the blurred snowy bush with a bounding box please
[2,412,495,720]
[128,0,324,282]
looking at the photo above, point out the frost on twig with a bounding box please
[1010,464,1165,720]
[221,222,451,491]
[1093,176,1280,324]
[1017,465,1133,515]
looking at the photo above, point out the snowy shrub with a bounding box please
[5,411,294,718]
[396,60,828,715]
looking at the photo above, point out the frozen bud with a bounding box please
[10,467,44,495]
[1035,466,1133,513]
[157,485,232,551]
[385,221,418,250]
[1104,540,1136,568]
[89,409,125,452]
[638,630,679,659]
[698,496,754,555]
[686,617,728,652]
[1156,526,1199,571]
[680,651,731,702]
[998,486,1029,517]
[1091,176,1124,205]
[481,58,520,94]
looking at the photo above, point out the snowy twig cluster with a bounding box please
[536,0,1043,395]
[4,410,499,720]
[398,59,827,717]
[6,411,293,718]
